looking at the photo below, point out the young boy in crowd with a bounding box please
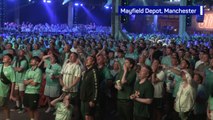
[51,93,73,120]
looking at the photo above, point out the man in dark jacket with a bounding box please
[80,56,99,120]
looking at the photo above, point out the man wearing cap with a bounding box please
[174,70,196,120]
[0,54,16,120]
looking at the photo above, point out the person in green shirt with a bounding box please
[115,58,136,120]
[12,49,28,113]
[203,58,213,96]
[51,93,74,120]
[23,56,42,120]
[130,65,154,120]
[60,44,71,65]
[161,46,173,67]
[43,54,62,113]
[125,45,138,61]
[32,44,42,57]
[0,54,16,120]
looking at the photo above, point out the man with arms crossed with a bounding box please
[23,56,42,120]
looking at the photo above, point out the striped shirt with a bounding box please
[61,60,81,92]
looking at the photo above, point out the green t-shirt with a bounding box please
[99,66,113,90]
[133,80,154,118]
[13,59,28,83]
[64,53,70,61]
[24,67,42,94]
[44,59,51,68]
[0,64,16,97]
[125,52,138,60]
[173,73,182,97]
[32,49,42,57]
[209,96,213,111]
[145,58,151,66]
[116,69,136,99]
[45,63,62,86]
[3,49,10,55]
[117,58,125,66]
[55,102,73,120]
[161,56,172,67]
[204,68,213,95]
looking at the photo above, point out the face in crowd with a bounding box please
[85,56,95,68]
[69,53,78,63]
[138,66,151,80]
[3,54,12,64]
[97,55,105,66]
[30,57,40,67]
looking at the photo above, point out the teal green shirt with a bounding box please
[161,56,172,67]
[32,49,42,57]
[13,59,28,83]
[116,69,136,99]
[173,73,182,97]
[0,64,16,97]
[209,96,213,110]
[125,52,138,60]
[24,67,42,94]
[204,68,213,95]
[55,102,73,120]
[99,66,113,90]
[45,63,62,86]
[117,58,125,66]
[3,50,10,55]
[145,58,151,66]
[44,59,51,68]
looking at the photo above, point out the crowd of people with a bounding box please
[3,22,111,34]
[0,23,213,120]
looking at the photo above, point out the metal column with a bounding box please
[14,0,20,25]
[179,0,189,40]
[68,1,74,27]
[111,0,129,40]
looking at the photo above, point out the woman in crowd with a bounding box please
[43,54,62,113]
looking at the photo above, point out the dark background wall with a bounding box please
[5,0,111,26]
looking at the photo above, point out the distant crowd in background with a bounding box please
[0,23,213,120]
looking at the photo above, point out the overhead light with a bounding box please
[62,0,70,5]
[47,0,51,3]
[74,3,79,6]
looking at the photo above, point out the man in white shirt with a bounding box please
[60,52,81,120]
